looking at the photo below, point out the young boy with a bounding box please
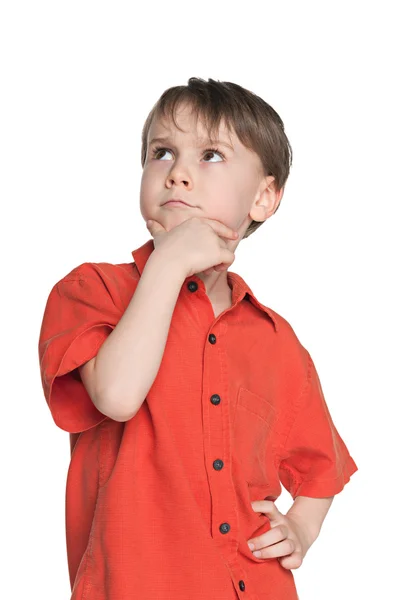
[38,77,358,600]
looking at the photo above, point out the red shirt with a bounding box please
[38,238,358,600]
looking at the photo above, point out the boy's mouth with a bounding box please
[162,199,194,207]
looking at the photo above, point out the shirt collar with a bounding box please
[131,238,278,332]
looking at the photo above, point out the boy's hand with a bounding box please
[146,216,239,278]
[247,500,315,570]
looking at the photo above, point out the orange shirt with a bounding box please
[38,238,358,600]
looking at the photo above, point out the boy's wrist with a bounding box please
[149,247,188,282]
[285,495,335,549]
[285,509,319,550]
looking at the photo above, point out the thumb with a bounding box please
[146,219,165,234]
[251,500,281,522]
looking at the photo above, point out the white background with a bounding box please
[1,1,398,598]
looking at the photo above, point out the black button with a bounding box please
[219,522,230,534]
[239,580,245,591]
[187,281,198,292]
[213,459,224,470]
[210,394,221,405]
[208,333,217,344]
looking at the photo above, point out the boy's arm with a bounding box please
[93,249,186,422]
[286,495,334,547]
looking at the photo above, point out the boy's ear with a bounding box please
[250,176,284,223]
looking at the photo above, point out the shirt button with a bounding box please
[187,281,198,292]
[208,333,217,344]
[210,394,221,405]
[219,522,230,534]
[239,580,246,591]
[213,459,224,470]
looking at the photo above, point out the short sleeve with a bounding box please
[38,263,122,433]
[278,351,358,499]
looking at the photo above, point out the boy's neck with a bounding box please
[196,270,232,306]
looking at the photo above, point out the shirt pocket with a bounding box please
[233,386,277,486]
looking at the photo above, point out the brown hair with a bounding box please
[141,77,293,239]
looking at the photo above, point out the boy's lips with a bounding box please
[162,199,194,207]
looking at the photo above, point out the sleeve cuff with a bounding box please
[47,324,114,433]
[290,454,358,499]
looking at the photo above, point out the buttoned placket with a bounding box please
[184,275,260,599]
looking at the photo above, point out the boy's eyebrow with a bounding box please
[148,136,234,151]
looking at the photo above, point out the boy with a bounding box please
[38,77,358,600]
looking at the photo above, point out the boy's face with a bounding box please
[140,102,280,242]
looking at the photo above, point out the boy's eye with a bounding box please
[150,146,225,162]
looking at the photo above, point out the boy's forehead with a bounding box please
[149,113,235,148]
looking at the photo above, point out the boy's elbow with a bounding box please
[95,392,137,422]
[95,393,137,423]
[78,358,138,422]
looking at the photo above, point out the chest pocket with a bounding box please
[233,386,276,486]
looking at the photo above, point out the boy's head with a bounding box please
[140,77,292,241]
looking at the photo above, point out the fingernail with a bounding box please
[147,220,153,226]
[248,542,255,551]
[253,550,262,557]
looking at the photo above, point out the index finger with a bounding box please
[202,218,238,239]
